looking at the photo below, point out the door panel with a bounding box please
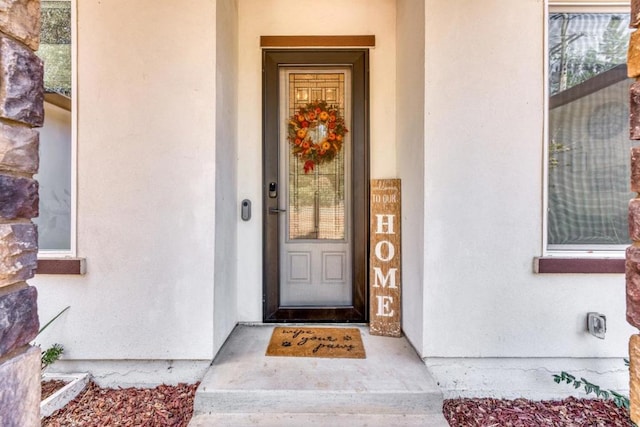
[263,50,369,322]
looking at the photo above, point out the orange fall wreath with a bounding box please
[287,100,348,173]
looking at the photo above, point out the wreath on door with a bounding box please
[287,100,348,173]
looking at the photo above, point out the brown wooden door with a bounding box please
[263,50,369,322]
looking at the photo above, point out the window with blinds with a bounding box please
[546,2,634,250]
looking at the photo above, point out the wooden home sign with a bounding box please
[369,179,401,337]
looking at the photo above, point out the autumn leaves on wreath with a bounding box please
[288,100,348,174]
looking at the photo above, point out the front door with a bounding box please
[263,50,369,322]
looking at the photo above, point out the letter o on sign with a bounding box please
[374,240,395,262]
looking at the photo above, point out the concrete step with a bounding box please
[190,412,450,426]
[190,325,448,426]
[194,388,444,415]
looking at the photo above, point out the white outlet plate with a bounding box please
[587,312,606,339]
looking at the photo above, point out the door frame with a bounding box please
[262,49,370,322]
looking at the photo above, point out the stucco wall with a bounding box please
[214,0,239,356]
[422,0,635,397]
[30,0,637,396]
[236,0,398,322]
[34,0,219,373]
[396,0,426,354]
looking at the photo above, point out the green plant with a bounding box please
[41,343,64,371]
[38,306,70,336]
[552,371,629,410]
[552,359,635,426]
[36,306,70,372]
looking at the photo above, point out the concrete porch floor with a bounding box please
[190,324,449,426]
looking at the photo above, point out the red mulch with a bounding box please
[41,381,199,427]
[40,383,635,426]
[444,397,633,426]
[42,380,68,401]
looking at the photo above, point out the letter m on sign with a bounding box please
[369,179,401,337]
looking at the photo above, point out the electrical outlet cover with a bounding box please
[587,312,606,339]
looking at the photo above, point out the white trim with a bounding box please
[37,0,77,258]
[549,1,628,5]
[549,0,629,6]
[549,0,629,13]
[542,0,630,257]
[549,5,630,12]
[542,0,550,256]
[543,250,626,258]
[70,0,78,257]
[37,250,73,259]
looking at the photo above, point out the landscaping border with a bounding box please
[41,373,90,418]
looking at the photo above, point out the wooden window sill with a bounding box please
[36,258,86,275]
[534,257,624,274]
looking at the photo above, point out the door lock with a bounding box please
[269,182,277,198]
[269,208,287,214]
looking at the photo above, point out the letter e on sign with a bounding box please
[369,179,401,337]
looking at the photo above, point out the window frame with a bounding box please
[542,0,631,261]
[37,0,78,260]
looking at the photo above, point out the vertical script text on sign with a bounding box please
[369,179,401,337]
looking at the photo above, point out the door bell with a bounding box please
[241,199,251,221]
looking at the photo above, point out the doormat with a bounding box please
[266,327,366,359]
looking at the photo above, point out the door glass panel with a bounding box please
[287,72,346,241]
[279,68,352,306]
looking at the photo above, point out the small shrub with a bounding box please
[35,306,70,373]
[41,343,64,371]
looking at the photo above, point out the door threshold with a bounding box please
[240,321,369,327]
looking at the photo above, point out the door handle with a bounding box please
[269,208,287,214]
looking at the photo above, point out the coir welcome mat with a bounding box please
[266,327,366,359]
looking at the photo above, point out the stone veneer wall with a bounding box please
[0,0,43,425]
[629,1,640,424]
